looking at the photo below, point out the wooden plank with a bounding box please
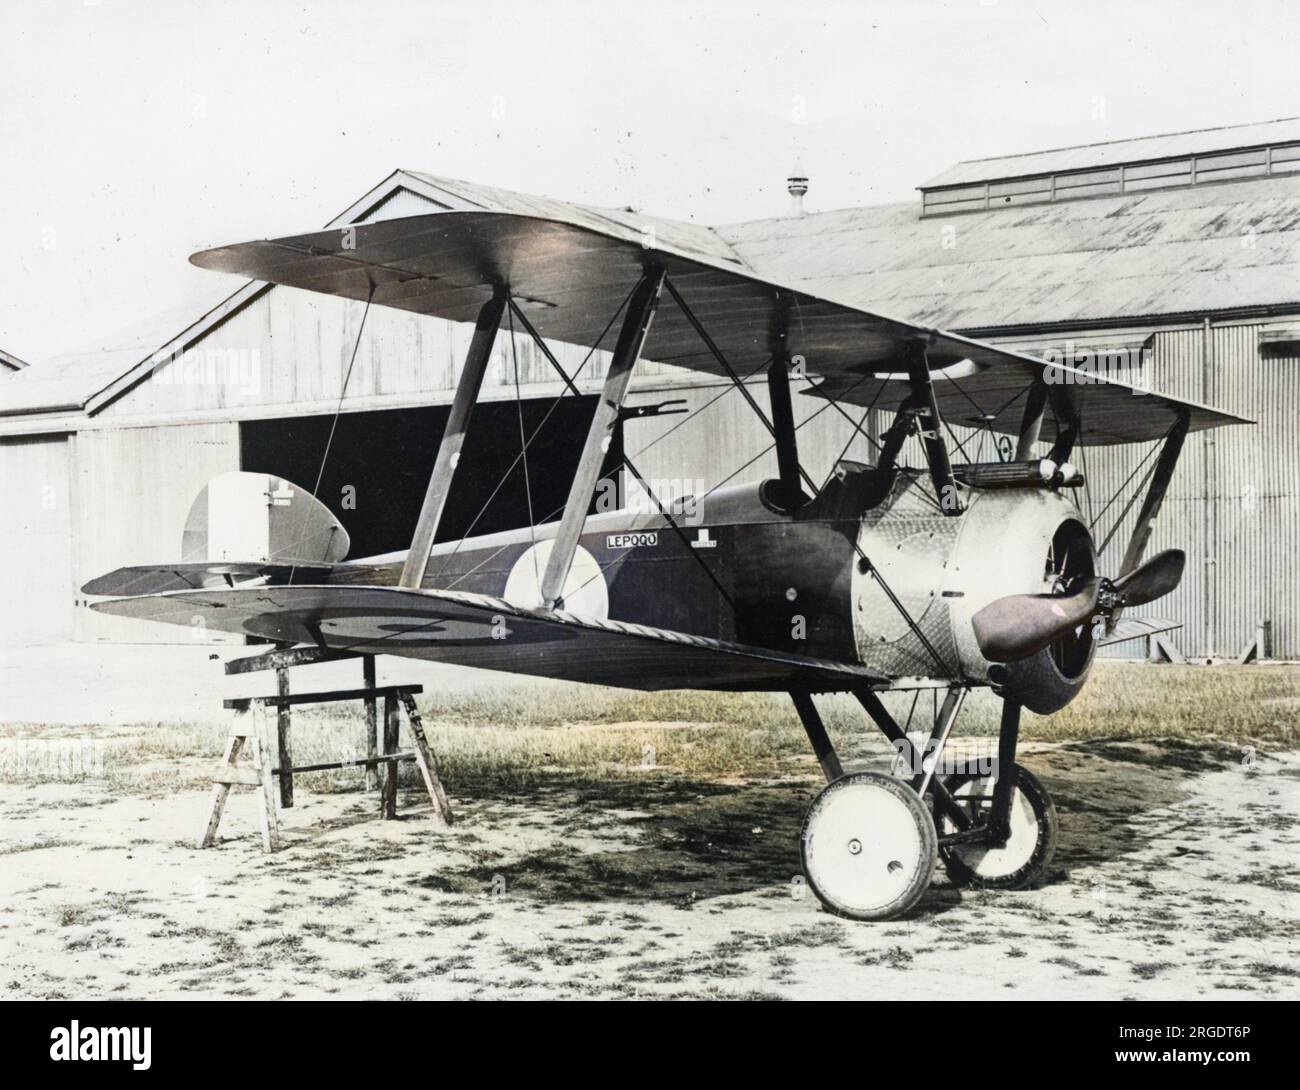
[400,691,454,826]
[211,767,262,787]
[272,753,415,776]
[252,723,280,852]
[381,694,400,820]
[224,684,423,710]
[199,732,245,848]
[225,645,363,675]
[276,668,293,808]
[363,655,378,792]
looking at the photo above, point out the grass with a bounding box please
[0,662,1294,794]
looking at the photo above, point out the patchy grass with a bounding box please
[0,663,1294,796]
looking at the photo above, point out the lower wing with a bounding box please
[1097,617,1182,647]
[90,584,883,692]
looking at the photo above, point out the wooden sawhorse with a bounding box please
[200,647,453,852]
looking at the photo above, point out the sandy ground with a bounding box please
[2,728,1297,1000]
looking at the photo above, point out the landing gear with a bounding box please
[800,772,937,920]
[789,687,1058,921]
[936,764,1057,889]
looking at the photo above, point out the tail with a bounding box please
[181,471,349,566]
[83,472,364,596]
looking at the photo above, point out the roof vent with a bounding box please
[787,162,808,216]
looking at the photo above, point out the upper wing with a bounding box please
[90,584,884,693]
[190,210,1251,446]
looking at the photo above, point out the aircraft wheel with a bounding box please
[800,772,937,921]
[938,764,1057,890]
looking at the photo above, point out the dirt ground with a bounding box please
[2,718,1296,1000]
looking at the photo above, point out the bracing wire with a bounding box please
[425,281,639,588]
[507,300,541,592]
[287,282,375,585]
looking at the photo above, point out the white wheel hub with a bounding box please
[803,775,934,918]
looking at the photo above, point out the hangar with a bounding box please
[2,118,1298,659]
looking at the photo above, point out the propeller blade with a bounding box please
[1108,549,1185,607]
[972,579,1101,663]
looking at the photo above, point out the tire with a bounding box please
[801,772,937,921]
[937,764,1058,890]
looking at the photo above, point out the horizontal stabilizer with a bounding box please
[81,560,382,597]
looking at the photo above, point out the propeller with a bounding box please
[972,549,1185,663]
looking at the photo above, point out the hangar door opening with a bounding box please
[240,397,623,561]
[0,435,74,643]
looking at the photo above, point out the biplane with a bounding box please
[84,206,1249,920]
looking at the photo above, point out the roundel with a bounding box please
[503,541,609,618]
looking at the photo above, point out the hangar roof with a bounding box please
[921,116,1300,189]
[718,173,1300,332]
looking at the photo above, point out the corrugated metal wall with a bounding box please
[1252,337,1300,658]
[1070,322,1293,659]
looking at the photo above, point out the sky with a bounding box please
[2,0,1297,361]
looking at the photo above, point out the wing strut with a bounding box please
[767,358,804,510]
[667,279,957,677]
[541,269,666,609]
[1109,411,1189,633]
[663,277,819,503]
[400,286,508,589]
[507,296,739,615]
[1015,378,1048,460]
[907,343,962,516]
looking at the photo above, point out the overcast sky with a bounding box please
[2,0,1295,361]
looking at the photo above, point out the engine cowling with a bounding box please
[850,475,1096,712]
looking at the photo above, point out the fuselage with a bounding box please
[334,461,1093,688]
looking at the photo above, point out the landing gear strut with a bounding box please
[792,688,1058,920]
[936,762,1058,890]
